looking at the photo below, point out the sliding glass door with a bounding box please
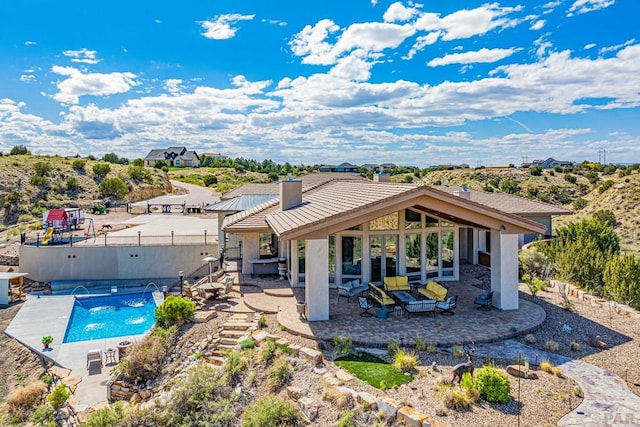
[370,235,398,282]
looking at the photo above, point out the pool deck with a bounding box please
[5,295,150,411]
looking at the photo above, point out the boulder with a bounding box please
[397,406,428,427]
[506,365,538,379]
[377,396,402,418]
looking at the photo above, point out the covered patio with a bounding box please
[242,265,546,346]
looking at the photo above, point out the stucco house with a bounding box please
[219,174,571,321]
[144,146,201,168]
[531,157,574,169]
[319,162,360,173]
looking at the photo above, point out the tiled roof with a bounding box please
[432,185,572,216]
[220,172,367,199]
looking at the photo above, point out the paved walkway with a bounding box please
[475,340,640,427]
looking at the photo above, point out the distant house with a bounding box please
[319,162,359,173]
[201,152,228,161]
[531,157,574,169]
[144,147,201,168]
[360,163,379,172]
[379,162,398,170]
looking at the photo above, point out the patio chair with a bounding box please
[218,276,234,299]
[358,296,375,317]
[436,295,458,315]
[474,290,493,310]
[87,349,103,370]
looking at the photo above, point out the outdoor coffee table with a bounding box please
[392,291,416,304]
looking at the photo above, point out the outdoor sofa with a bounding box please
[418,281,448,301]
[383,276,411,292]
[368,283,395,306]
[338,279,369,301]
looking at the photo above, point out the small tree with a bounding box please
[132,158,144,167]
[154,159,168,169]
[529,165,542,176]
[9,145,30,155]
[72,159,86,171]
[34,161,52,177]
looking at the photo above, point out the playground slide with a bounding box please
[42,228,54,246]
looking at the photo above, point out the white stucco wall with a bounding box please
[305,238,329,321]
[19,243,217,283]
[490,232,519,310]
[241,233,259,275]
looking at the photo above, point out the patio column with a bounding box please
[305,237,329,321]
[490,232,519,310]
[290,240,299,286]
[241,232,259,275]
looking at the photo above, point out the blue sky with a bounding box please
[1,0,638,166]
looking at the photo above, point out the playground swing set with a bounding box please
[41,208,97,246]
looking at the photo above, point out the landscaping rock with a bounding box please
[398,406,428,427]
[193,310,217,323]
[286,386,303,401]
[300,347,323,365]
[288,343,302,356]
[377,396,403,418]
[357,391,377,410]
[588,335,608,349]
[335,369,354,383]
[251,330,269,343]
[298,397,318,421]
[322,372,340,386]
[507,365,539,379]
[336,386,358,399]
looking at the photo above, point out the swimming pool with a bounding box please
[63,293,157,343]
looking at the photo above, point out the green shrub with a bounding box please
[338,409,356,427]
[133,158,144,167]
[452,345,465,358]
[203,174,218,186]
[258,314,267,328]
[99,177,129,198]
[599,180,614,193]
[155,296,195,327]
[41,374,53,385]
[443,387,474,409]
[168,364,237,426]
[28,404,54,426]
[34,161,52,177]
[128,165,151,182]
[241,339,256,350]
[522,273,547,297]
[30,176,49,188]
[473,366,511,403]
[529,165,542,176]
[261,338,277,363]
[66,176,80,191]
[332,335,353,356]
[154,159,168,169]
[604,254,640,309]
[572,197,587,210]
[544,340,559,352]
[564,174,577,184]
[10,145,29,155]
[47,384,70,409]
[242,395,299,427]
[267,357,291,391]
[82,402,127,426]
[72,159,86,170]
[222,350,246,380]
[92,162,111,177]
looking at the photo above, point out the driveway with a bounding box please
[131,181,219,208]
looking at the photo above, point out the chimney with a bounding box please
[373,166,390,183]
[280,175,302,211]
[453,184,471,200]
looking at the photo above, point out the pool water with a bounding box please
[63,293,157,343]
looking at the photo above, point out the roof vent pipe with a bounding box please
[454,185,471,200]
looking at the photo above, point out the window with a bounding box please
[329,235,335,274]
[341,236,362,275]
[405,234,421,275]
[442,231,454,269]
[405,209,422,229]
[259,233,278,258]
[426,232,438,277]
[426,215,439,227]
[347,224,363,231]
[298,240,305,274]
[369,212,398,230]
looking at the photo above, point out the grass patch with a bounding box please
[335,352,413,389]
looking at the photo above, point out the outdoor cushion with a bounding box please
[338,280,368,299]
[418,281,448,301]
[404,300,436,314]
[369,283,395,306]
[383,276,410,292]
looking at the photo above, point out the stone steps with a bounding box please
[220,337,240,346]
[222,321,253,330]
[221,329,246,338]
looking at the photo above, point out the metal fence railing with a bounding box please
[24,231,215,248]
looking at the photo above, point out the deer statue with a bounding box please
[451,348,474,384]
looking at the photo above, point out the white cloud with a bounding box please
[25,41,36,46]
[530,20,546,30]
[62,48,101,64]
[584,43,597,50]
[262,18,287,26]
[404,31,441,60]
[200,13,255,40]
[568,0,615,16]
[437,4,523,41]
[20,74,36,83]
[383,2,420,22]
[290,19,341,65]
[164,79,183,95]
[428,48,520,67]
[51,66,138,104]
[599,38,635,54]
[154,19,161,24]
